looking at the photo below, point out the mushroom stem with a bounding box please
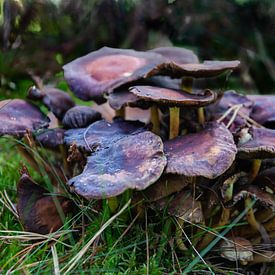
[198,107,205,124]
[150,104,160,135]
[175,218,188,251]
[115,107,125,118]
[181,77,193,93]
[250,159,262,182]
[107,197,119,213]
[169,107,180,139]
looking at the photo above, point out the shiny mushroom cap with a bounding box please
[62,106,102,129]
[164,122,237,179]
[0,99,49,137]
[35,128,65,149]
[146,60,240,79]
[68,131,167,199]
[63,47,165,102]
[238,127,275,159]
[129,86,217,107]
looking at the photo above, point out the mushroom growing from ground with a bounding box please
[129,86,217,139]
[27,86,75,121]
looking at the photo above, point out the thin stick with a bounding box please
[51,244,60,275]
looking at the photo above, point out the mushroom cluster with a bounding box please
[2,46,275,271]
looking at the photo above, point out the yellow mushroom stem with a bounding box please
[250,159,262,182]
[150,104,160,135]
[169,107,180,139]
[108,197,119,213]
[198,107,205,124]
[175,218,188,251]
[115,107,125,118]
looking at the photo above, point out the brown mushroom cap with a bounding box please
[254,167,275,192]
[248,95,275,128]
[35,128,65,149]
[238,127,275,159]
[129,86,217,107]
[220,237,253,263]
[155,190,204,223]
[63,47,165,102]
[62,106,102,129]
[17,173,74,234]
[149,46,199,64]
[146,60,240,79]
[64,118,146,152]
[164,122,237,179]
[68,131,167,199]
[0,99,49,137]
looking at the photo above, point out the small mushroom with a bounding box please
[0,99,49,137]
[17,172,74,234]
[35,128,65,149]
[68,131,167,199]
[63,47,165,102]
[62,106,102,129]
[64,118,145,152]
[164,122,237,179]
[27,86,75,120]
[237,127,275,181]
[129,85,217,139]
[146,60,240,79]
[220,237,253,265]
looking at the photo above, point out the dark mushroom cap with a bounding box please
[142,174,192,202]
[27,86,75,120]
[220,237,253,263]
[108,88,151,110]
[149,46,199,64]
[248,95,275,128]
[238,127,275,159]
[229,185,275,210]
[146,60,240,79]
[68,131,167,199]
[17,173,73,234]
[254,167,275,193]
[129,86,217,107]
[164,122,237,179]
[63,47,165,101]
[155,190,204,223]
[62,106,102,129]
[0,99,49,137]
[64,118,145,152]
[35,128,65,149]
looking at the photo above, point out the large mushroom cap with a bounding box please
[146,60,240,79]
[129,86,217,107]
[68,131,167,199]
[238,127,275,159]
[35,128,65,149]
[248,95,275,128]
[0,99,49,137]
[17,173,73,234]
[164,122,237,179]
[62,106,102,129]
[63,47,165,102]
[64,118,145,152]
[149,46,199,64]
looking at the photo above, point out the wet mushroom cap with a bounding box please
[17,173,73,234]
[146,60,240,78]
[62,106,102,129]
[63,47,165,101]
[164,122,237,179]
[64,118,145,152]
[149,46,199,64]
[220,237,253,262]
[35,128,65,149]
[248,95,275,128]
[129,86,217,107]
[0,99,49,137]
[68,131,167,199]
[238,127,275,159]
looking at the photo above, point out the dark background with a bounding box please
[1,0,275,98]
